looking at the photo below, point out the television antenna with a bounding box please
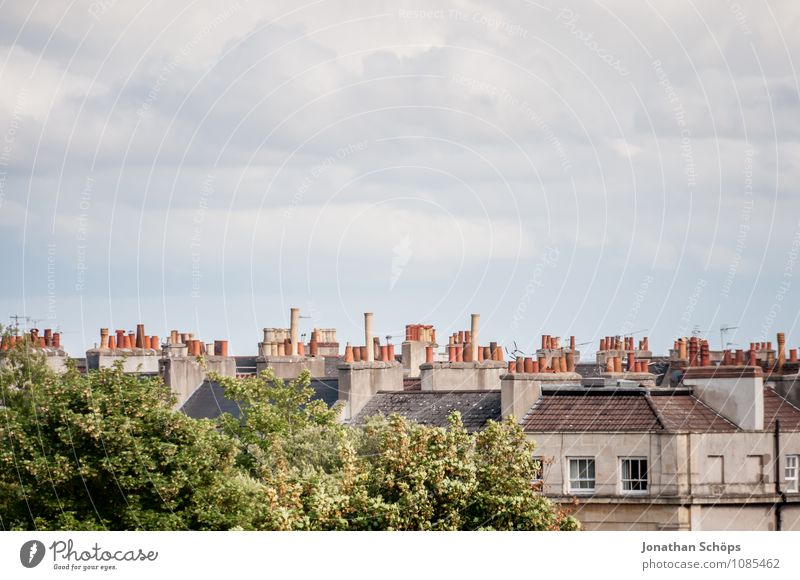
[720,325,739,350]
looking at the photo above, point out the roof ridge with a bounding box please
[765,384,800,412]
[643,392,666,431]
[688,394,739,430]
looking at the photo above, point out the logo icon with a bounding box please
[20,540,46,568]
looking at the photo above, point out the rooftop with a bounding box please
[180,376,340,420]
[517,387,784,433]
[351,390,501,432]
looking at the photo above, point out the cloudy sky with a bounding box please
[1,0,798,357]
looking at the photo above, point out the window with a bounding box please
[568,458,595,492]
[531,456,544,491]
[621,458,648,492]
[786,455,799,492]
[532,456,544,481]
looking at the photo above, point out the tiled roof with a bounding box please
[521,392,660,432]
[649,393,737,431]
[352,390,501,432]
[521,390,737,433]
[403,378,422,391]
[764,387,800,431]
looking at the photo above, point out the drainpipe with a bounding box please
[775,419,786,531]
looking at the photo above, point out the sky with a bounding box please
[0,0,798,358]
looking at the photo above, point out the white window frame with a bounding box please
[620,457,649,494]
[568,457,596,494]
[786,455,799,493]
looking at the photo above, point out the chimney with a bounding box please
[501,373,542,420]
[683,365,764,430]
[523,357,533,373]
[470,314,480,362]
[700,340,711,367]
[777,332,786,370]
[289,308,300,356]
[678,338,687,360]
[364,313,374,361]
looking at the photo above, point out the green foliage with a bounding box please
[0,345,578,531]
[0,346,262,530]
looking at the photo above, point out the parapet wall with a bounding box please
[419,361,506,391]
[255,356,326,379]
[161,355,236,409]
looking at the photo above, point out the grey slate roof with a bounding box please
[309,377,340,408]
[180,377,340,420]
[180,379,242,420]
[351,390,501,432]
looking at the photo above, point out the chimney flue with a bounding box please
[309,331,319,357]
[136,324,145,349]
[777,332,786,370]
[290,308,300,356]
[364,313,374,362]
[470,314,480,362]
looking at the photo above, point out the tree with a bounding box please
[335,414,579,530]
[215,370,579,531]
[0,345,263,530]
